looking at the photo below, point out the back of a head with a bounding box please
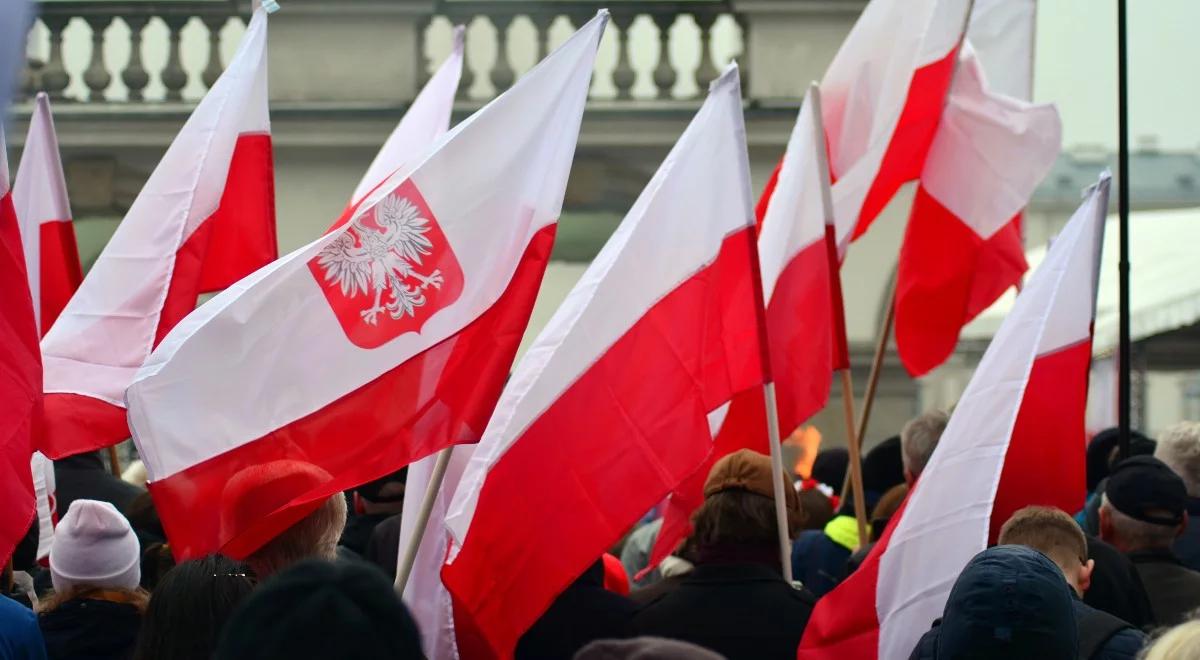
[1143,620,1200,660]
[1100,455,1187,552]
[861,435,904,498]
[134,555,255,660]
[574,636,725,660]
[1155,421,1200,497]
[215,559,422,660]
[244,492,347,580]
[900,410,949,480]
[997,506,1087,575]
[936,545,1078,660]
[693,449,802,551]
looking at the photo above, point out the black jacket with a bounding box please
[55,452,142,517]
[515,561,636,660]
[1083,536,1154,630]
[1072,599,1146,660]
[633,561,815,660]
[1128,548,1200,627]
[40,598,141,660]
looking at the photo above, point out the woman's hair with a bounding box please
[1142,620,1200,660]
[133,555,255,660]
[690,489,800,550]
[140,542,176,592]
[37,585,149,615]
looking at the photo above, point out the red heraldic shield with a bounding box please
[309,179,465,349]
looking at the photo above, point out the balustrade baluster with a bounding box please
[83,15,114,101]
[122,16,151,101]
[692,11,719,95]
[651,13,677,100]
[489,14,515,93]
[41,16,71,100]
[161,15,190,101]
[531,13,553,61]
[201,15,226,90]
[611,11,636,100]
[735,13,749,92]
[417,16,433,88]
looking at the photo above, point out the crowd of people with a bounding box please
[6,420,1200,659]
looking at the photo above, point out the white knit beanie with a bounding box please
[49,499,141,594]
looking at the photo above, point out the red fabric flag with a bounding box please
[443,64,767,659]
[798,174,1108,659]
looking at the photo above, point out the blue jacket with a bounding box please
[0,596,46,660]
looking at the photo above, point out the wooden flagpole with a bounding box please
[809,83,868,547]
[107,445,122,478]
[840,280,895,505]
[395,446,453,594]
[762,383,795,583]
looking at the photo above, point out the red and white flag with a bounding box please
[822,0,971,244]
[30,450,56,561]
[12,93,82,335]
[126,12,607,561]
[966,0,1036,101]
[39,8,277,459]
[349,26,464,207]
[894,46,1061,377]
[398,445,474,660]
[0,135,41,564]
[443,63,767,658]
[798,173,1109,660]
[646,85,845,575]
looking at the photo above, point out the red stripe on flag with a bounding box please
[0,190,40,563]
[847,49,959,240]
[148,225,556,561]
[38,393,128,460]
[38,218,82,335]
[895,186,1027,377]
[157,133,277,346]
[988,339,1091,543]
[444,228,767,658]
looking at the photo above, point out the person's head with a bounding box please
[935,545,1078,659]
[574,636,725,660]
[133,555,255,660]
[692,449,802,554]
[797,488,834,531]
[1155,421,1200,497]
[810,448,849,491]
[860,435,904,507]
[353,468,408,515]
[49,499,141,596]
[868,483,908,542]
[900,410,949,484]
[214,560,423,660]
[998,506,1093,597]
[1142,620,1200,660]
[244,493,347,580]
[1098,456,1188,553]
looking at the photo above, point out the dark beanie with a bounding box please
[811,448,849,490]
[862,436,904,498]
[214,559,423,660]
[1086,428,1152,492]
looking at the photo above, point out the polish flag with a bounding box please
[30,450,56,561]
[645,86,845,575]
[894,46,1061,377]
[39,8,277,459]
[126,12,607,561]
[823,0,972,244]
[12,93,82,335]
[443,63,768,658]
[966,0,1036,101]
[0,139,40,565]
[798,173,1109,660]
[349,26,464,207]
[398,446,475,660]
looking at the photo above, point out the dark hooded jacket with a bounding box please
[39,597,141,660]
[515,560,636,660]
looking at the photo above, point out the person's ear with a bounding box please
[1078,558,1094,595]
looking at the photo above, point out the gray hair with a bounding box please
[1100,494,1179,552]
[245,493,347,579]
[900,409,950,478]
[1156,422,1200,497]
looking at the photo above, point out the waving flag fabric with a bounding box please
[12,93,82,335]
[894,46,1061,377]
[646,86,843,575]
[127,12,607,562]
[798,173,1109,660]
[444,63,766,659]
[39,9,277,459]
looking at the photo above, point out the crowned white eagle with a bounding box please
[316,192,444,325]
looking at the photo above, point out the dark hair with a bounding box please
[691,489,798,550]
[140,542,176,591]
[214,560,423,660]
[133,555,255,660]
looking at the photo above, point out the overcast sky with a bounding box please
[1037,0,1199,151]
